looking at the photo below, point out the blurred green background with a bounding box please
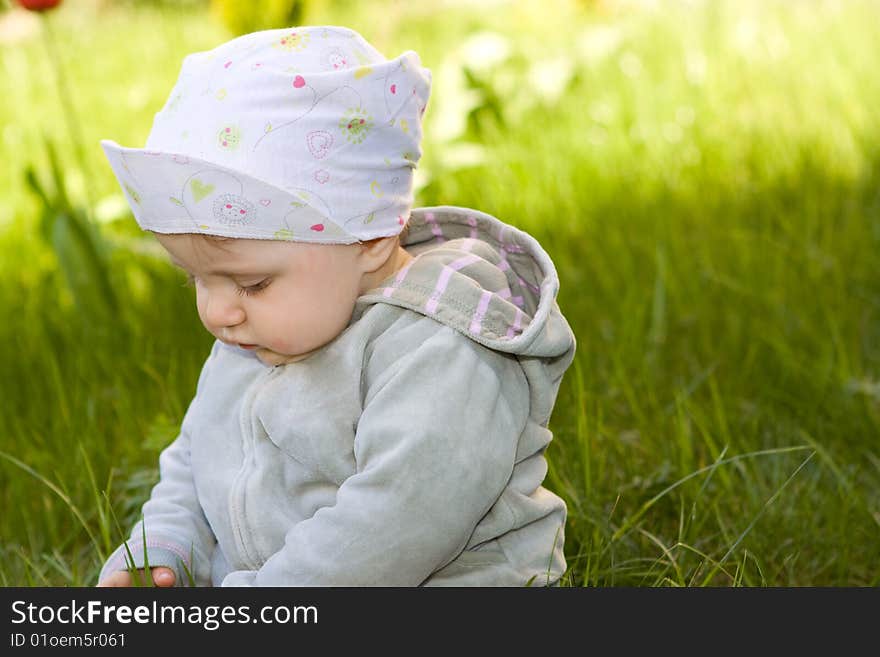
[1,0,878,586]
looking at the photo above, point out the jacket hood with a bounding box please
[354,206,576,395]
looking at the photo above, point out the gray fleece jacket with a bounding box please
[99,205,576,586]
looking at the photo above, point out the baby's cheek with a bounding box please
[267,324,304,353]
[272,334,297,353]
[275,319,327,354]
[195,297,210,328]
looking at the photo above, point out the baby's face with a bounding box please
[155,233,394,366]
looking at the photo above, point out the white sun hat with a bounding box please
[101,26,432,244]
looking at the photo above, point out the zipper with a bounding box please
[227,364,282,570]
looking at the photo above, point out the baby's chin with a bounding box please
[255,347,315,367]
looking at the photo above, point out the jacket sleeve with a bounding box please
[98,342,220,586]
[221,324,530,586]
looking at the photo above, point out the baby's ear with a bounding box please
[358,235,400,270]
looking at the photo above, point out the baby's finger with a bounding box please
[151,567,176,587]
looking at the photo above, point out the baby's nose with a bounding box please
[203,288,245,329]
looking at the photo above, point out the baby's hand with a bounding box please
[96,567,176,587]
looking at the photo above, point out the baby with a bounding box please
[96,26,576,587]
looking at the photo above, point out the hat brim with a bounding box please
[101,139,380,244]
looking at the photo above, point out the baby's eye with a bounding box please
[236,278,271,297]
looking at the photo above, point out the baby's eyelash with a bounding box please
[179,271,268,296]
[236,279,271,297]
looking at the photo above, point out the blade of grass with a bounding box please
[105,495,143,587]
[141,520,153,587]
[78,442,112,560]
[0,449,102,558]
[699,451,816,586]
[637,527,684,586]
[611,445,813,542]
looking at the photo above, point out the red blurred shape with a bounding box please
[17,0,62,11]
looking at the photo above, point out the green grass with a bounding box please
[1,0,879,586]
